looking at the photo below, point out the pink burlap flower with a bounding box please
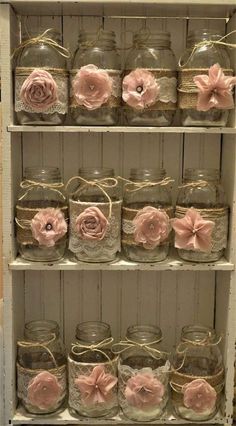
[122,68,159,110]
[72,64,113,110]
[125,373,165,409]
[75,206,108,241]
[20,69,58,111]
[183,379,217,413]
[194,63,236,111]
[27,371,62,410]
[31,208,67,247]
[75,365,118,405]
[133,206,171,250]
[171,208,215,252]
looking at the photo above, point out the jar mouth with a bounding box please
[79,167,115,180]
[78,30,116,47]
[24,166,62,183]
[130,168,166,182]
[181,324,217,343]
[127,324,162,344]
[187,29,223,46]
[183,168,220,182]
[24,320,59,341]
[133,30,171,48]
[76,321,111,344]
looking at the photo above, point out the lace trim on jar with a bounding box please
[69,200,122,261]
[17,363,67,414]
[15,67,69,114]
[68,356,118,415]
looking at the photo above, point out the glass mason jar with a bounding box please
[174,169,228,262]
[68,321,118,417]
[178,30,234,126]
[70,30,121,125]
[16,167,68,262]
[17,320,67,414]
[122,169,173,262]
[68,168,122,262]
[116,325,169,421]
[171,325,224,421]
[15,30,69,125]
[123,31,177,126]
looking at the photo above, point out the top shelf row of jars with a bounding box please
[13,28,236,128]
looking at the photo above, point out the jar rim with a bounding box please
[130,168,166,182]
[79,167,115,179]
[24,320,59,341]
[183,168,220,182]
[76,321,111,343]
[24,166,61,183]
[181,324,217,342]
[127,324,162,343]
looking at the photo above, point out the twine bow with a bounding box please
[12,29,70,60]
[178,180,212,189]
[17,333,58,368]
[179,30,236,68]
[112,337,169,361]
[118,176,174,192]
[71,337,114,364]
[18,180,66,201]
[66,176,119,219]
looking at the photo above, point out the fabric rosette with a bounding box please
[75,206,109,241]
[133,206,171,249]
[183,379,217,413]
[125,372,165,409]
[122,68,160,110]
[27,371,62,410]
[31,207,67,247]
[20,69,58,112]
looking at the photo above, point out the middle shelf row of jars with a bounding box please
[17,320,224,422]
[15,166,229,264]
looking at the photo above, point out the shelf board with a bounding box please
[12,406,226,425]
[9,253,234,271]
[7,125,236,134]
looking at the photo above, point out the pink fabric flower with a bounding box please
[183,379,217,413]
[20,69,58,111]
[27,371,62,410]
[171,208,215,252]
[133,206,171,250]
[76,206,108,241]
[75,365,117,405]
[194,63,236,111]
[125,373,165,409]
[72,64,113,110]
[31,208,67,247]
[122,68,159,110]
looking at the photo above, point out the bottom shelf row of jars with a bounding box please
[16,320,225,422]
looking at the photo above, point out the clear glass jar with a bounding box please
[122,169,173,262]
[71,30,121,125]
[117,325,169,421]
[68,321,118,417]
[16,167,68,262]
[68,168,121,262]
[174,169,228,262]
[123,31,177,126]
[15,30,68,125]
[179,30,232,126]
[17,320,67,414]
[171,325,224,421]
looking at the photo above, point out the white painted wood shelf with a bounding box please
[9,254,234,271]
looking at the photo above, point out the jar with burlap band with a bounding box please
[172,168,229,263]
[121,169,174,262]
[15,167,68,262]
[178,29,236,127]
[68,321,118,418]
[112,324,170,421]
[66,168,122,263]
[70,30,121,125]
[17,320,67,415]
[170,325,224,421]
[14,29,70,125]
[123,30,177,126]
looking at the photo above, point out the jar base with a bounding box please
[71,108,119,126]
[16,112,66,126]
[19,244,66,262]
[20,401,66,416]
[123,245,169,263]
[69,405,118,418]
[124,110,174,127]
[177,249,223,263]
[121,406,165,421]
[174,405,217,421]
[181,109,229,127]
[74,254,118,263]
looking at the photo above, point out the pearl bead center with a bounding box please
[136,85,143,93]
[46,223,52,231]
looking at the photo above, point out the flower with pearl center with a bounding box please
[125,372,165,409]
[122,68,160,110]
[27,371,62,410]
[133,206,171,250]
[183,379,217,413]
[31,207,67,247]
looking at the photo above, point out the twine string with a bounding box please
[71,337,114,364]
[118,176,174,192]
[17,333,58,368]
[18,180,66,201]
[178,30,236,68]
[112,337,169,361]
[178,180,211,189]
[66,176,119,219]
[12,29,70,60]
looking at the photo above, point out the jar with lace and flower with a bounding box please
[122,169,173,262]
[70,30,121,125]
[68,321,118,417]
[170,325,224,421]
[15,167,68,262]
[14,29,70,125]
[178,30,236,126]
[112,325,170,421]
[122,30,177,126]
[17,320,67,414]
[67,168,121,262]
[172,168,228,262]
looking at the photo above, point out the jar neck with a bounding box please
[22,29,62,44]
[79,167,114,181]
[181,325,217,345]
[78,31,116,50]
[24,167,62,184]
[76,321,111,345]
[130,168,166,182]
[126,325,162,344]
[183,168,220,183]
[24,320,59,342]
[133,31,171,49]
[187,30,223,48]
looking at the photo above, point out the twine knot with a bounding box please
[118,176,174,192]
[19,180,66,201]
[17,333,57,368]
[112,337,169,360]
[71,337,114,364]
